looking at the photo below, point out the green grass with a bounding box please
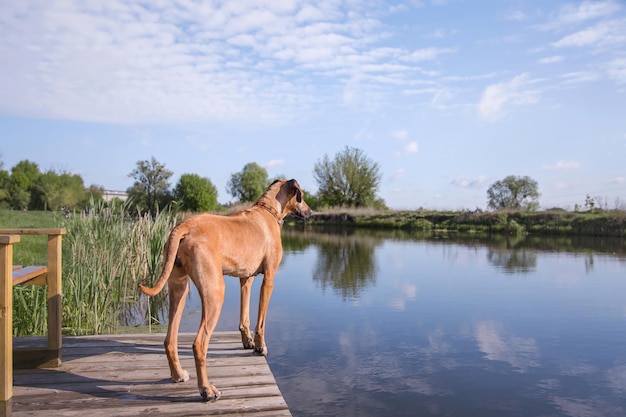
[0,209,63,264]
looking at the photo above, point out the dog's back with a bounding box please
[175,210,282,279]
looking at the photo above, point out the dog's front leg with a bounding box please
[253,272,275,356]
[239,276,255,349]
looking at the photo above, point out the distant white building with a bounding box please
[103,190,129,202]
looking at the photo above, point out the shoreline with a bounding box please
[294,209,626,237]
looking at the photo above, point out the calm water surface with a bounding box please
[178,227,626,417]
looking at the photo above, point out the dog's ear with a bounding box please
[288,179,302,202]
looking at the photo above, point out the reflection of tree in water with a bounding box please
[310,231,380,300]
[282,224,626,280]
[486,240,537,274]
[584,253,594,273]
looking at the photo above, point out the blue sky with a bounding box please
[1,0,625,210]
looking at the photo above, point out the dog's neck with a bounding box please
[253,200,283,227]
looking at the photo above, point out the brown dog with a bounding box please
[139,179,311,401]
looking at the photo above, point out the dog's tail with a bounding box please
[139,223,188,297]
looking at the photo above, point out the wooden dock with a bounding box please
[9,332,292,417]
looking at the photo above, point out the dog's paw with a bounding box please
[241,335,255,349]
[172,369,190,383]
[200,385,222,402]
[253,345,268,356]
[240,329,255,349]
[253,334,268,356]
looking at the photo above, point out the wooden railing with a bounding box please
[0,228,66,413]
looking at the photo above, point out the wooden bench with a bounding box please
[0,228,66,412]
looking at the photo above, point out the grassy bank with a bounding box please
[307,208,626,237]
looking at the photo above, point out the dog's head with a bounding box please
[279,179,312,219]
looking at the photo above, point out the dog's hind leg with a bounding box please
[164,272,190,383]
[192,273,225,402]
[239,276,255,349]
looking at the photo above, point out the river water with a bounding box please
[175,227,626,417]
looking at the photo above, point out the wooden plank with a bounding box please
[12,397,292,417]
[15,363,274,386]
[0,229,66,236]
[12,266,47,286]
[1,234,19,404]
[10,332,292,417]
[0,236,21,244]
[55,353,267,369]
[14,373,282,396]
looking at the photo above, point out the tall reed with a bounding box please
[12,201,178,336]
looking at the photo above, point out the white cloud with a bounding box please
[428,88,458,109]
[552,18,626,49]
[402,47,456,62]
[475,321,539,372]
[542,160,581,170]
[450,175,487,188]
[0,0,450,125]
[611,176,626,184]
[560,71,601,85]
[541,0,622,30]
[477,74,540,121]
[403,141,419,154]
[539,55,563,64]
[402,87,439,96]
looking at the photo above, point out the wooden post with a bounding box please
[46,233,63,366]
[0,229,65,370]
[1,234,19,416]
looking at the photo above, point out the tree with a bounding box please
[128,157,173,213]
[31,170,89,211]
[0,159,102,211]
[10,160,40,190]
[313,146,382,208]
[486,175,540,211]
[0,169,10,208]
[227,162,269,203]
[584,194,596,212]
[174,173,218,212]
[9,160,41,209]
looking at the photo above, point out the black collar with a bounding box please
[254,201,283,226]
